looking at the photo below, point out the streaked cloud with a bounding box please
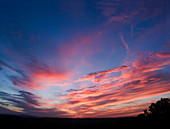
[0,0,169,118]
[0,51,169,117]
[58,52,170,117]
[75,65,130,82]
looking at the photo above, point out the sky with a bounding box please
[0,0,170,118]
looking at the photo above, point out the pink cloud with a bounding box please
[4,45,170,118]
[57,31,104,69]
[10,61,73,90]
[7,50,170,118]
[97,0,164,28]
[58,52,170,117]
[156,51,170,58]
[105,11,139,24]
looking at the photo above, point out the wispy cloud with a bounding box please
[97,0,165,24]
[0,0,169,118]
[75,65,130,82]
[58,52,170,117]
[0,51,170,118]
[0,55,72,90]
[57,31,104,69]
[9,61,72,90]
[0,90,69,117]
[119,33,129,53]
[0,60,15,71]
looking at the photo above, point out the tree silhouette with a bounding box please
[138,98,170,118]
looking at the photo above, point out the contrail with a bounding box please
[119,32,129,53]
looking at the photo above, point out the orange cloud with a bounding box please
[11,64,72,90]
[5,51,170,118]
[58,52,170,117]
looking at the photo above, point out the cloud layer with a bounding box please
[1,51,169,118]
[0,0,169,118]
[58,52,170,117]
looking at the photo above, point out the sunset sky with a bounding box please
[0,0,170,118]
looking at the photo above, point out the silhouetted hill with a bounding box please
[0,114,169,129]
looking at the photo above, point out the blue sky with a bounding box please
[0,0,169,118]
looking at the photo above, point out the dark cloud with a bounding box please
[94,99,118,106]
[157,51,170,58]
[66,88,84,93]
[0,60,32,90]
[18,90,40,106]
[68,101,80,104]
[76,65,130,82]
[9,75,29,87]
[0,60,15,71]
[0,90,39,109]
[123,80,141,88]
[0,91,10,96]
[0,91,68,117]
[0,106,23,115]
[86,92,113,101]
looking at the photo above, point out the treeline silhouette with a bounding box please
[0,98,169,129]
[138,98,170,119]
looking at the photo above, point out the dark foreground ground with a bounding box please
[0,114,169,129]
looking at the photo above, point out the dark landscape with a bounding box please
[0,115,169,129]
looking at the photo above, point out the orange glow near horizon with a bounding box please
[0,0,169,118]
